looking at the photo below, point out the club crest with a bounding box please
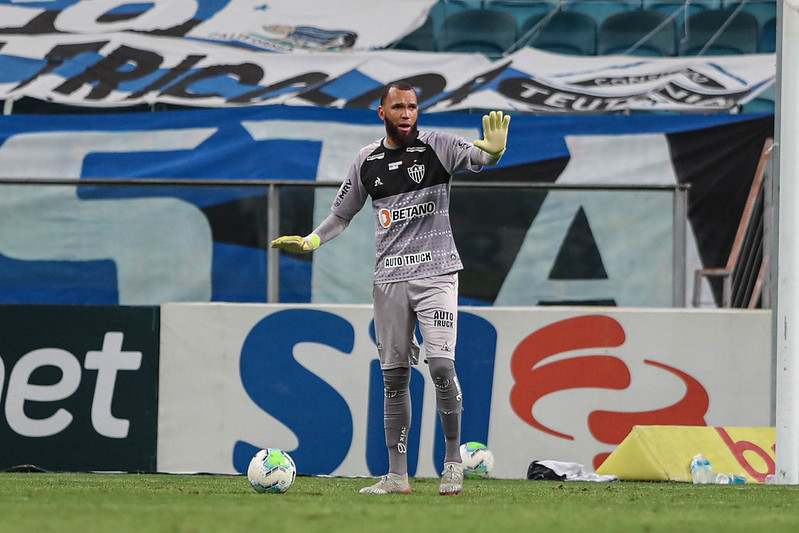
[407,163,425,184]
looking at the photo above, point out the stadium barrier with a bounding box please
[156,303,771,479]
[0,303,772,478]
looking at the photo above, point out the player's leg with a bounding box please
[428,355,464,496]
[357,366,413,495]
[382,366,412,477]
[412,273,465,495]
[360,281,416,495]
[427,357,463,463]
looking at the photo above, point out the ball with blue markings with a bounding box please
[247,448,297,493]
[460,441,495,479]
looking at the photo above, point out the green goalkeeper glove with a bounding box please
[473,110,511,157]
[270,234,320,254]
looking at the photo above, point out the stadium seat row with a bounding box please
[392,0,776,57]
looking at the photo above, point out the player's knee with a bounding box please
[383,366,411,394]
[427,357,462,407]
[427,357,456,382]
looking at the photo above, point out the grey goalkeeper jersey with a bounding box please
[330,130,482,284]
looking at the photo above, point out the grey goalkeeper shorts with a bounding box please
[372,272,459,370]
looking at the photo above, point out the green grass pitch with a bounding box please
[2,472,799,532]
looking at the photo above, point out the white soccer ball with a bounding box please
[247,448,297,493]
[460,441,495,479]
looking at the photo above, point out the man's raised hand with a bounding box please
[473,110,510,157]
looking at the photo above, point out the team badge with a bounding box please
[407,163,425,184]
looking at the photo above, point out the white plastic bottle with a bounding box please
[690,454,715,484]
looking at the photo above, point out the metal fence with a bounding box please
[0,177,690,306]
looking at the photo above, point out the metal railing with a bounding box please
[692,138,774,308]
[0,177,690,306]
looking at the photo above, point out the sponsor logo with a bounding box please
[378,209,392,228]
[366,152,385,161]
[406,146,426,153]
[398,427,407,454]
[384,251,433,268]
[2,332,143,439]
[407,163,425,183]
[334,178,352,207]
[378,201,436,229]
[509,315,709,469]
[374,177,383,187]
[388,161,402,171]
[433,310,454,328]
[497,68,744,113]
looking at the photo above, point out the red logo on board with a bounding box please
[509,315,709,470]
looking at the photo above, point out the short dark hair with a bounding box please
[379,81,416,106]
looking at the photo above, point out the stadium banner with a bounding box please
[0,0,436,52]
[0,108,773,308]
[0,0,774,111]
[157,303,772,479]
[0,304,160,472]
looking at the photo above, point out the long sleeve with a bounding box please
[311,213,350,245]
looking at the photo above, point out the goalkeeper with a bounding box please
[271,81,510,496]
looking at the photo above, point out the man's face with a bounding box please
[378,87,419,147]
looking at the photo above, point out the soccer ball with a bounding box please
[460,441,494,479]
[247,448,297,493]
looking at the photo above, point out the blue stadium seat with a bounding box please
[437,8,519,56]
[521,11,598,55]
[484,0,557,34]
[598,10,678,56]
[564,0,637,27]
[642,0,716,31]
[759,16,776,53]
[730,0,777,40]
[644,0,722,11]
[679,8,759,55]
[723,0,776,29]
[427,0,480,34]
[391,17,435,51]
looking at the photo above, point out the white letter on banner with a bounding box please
[0,129,217,304]
[84,332,142,439]
[55,0,199,33]
[496,134,708,307]
[0,5,44,29]
[6,348,82,438]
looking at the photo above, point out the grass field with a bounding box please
[2,472,799,533]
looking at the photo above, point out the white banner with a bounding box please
[0,0,437,51]
[185,0,437,52]
[438,48,776,113]
[0,0,776,112]
[157,303,772,478]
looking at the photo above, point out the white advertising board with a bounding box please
[158,304,772,478]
